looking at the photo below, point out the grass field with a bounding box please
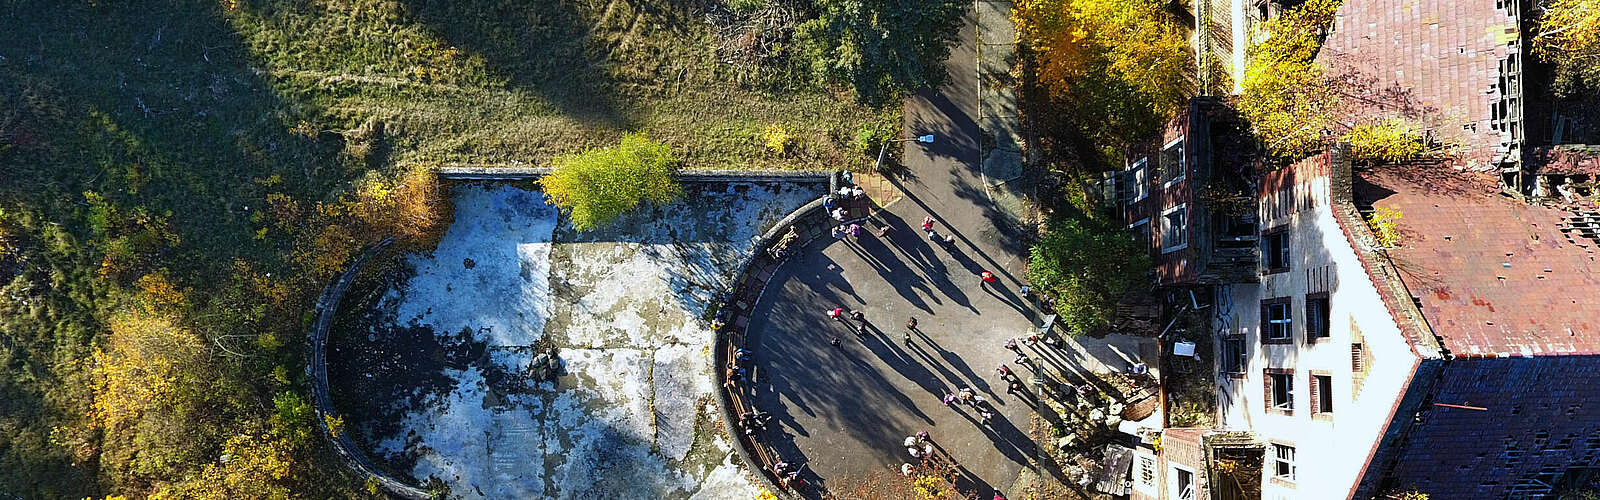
[228,0,897,170]
[0,0,897,496]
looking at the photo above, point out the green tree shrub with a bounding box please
[854,122,895,157]
[538,133,682,231]
[1028,203,1152,334]
[796,0,968,106]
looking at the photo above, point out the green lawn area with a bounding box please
[229,0,897,171]
[0,0,899,496]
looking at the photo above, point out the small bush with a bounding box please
[854,122,895,157]
[1367,207,1403,248]
[538,133,682,231]
[1347,119,1429,163]
[762,124,793,154]
[727,0,764,14]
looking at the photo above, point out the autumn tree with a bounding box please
[538,133,681,231]
[1238,0,1342,160]
[1533,0,1600,98]
[1016,0,1193,161]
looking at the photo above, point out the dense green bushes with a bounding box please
[1027,184,1152,335]
[796,0,969,106]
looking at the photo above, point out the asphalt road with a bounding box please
[746,8,1049,497]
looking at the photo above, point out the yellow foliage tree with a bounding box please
[1533,0,1600,97]
[1238,0,1341,159]
[1015,0,1193,155]
[538,133,681,231]
[150,431,295,500]
[89,310,206,432]
[135,271,186,311]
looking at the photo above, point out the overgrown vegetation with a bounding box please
[1016,0,1194,165]
[1347,119,1432,164]
[1027,180,1153,335]
[1237,0,1343,160]
[0,0,946,495]
[1238,0,1441,163]
[796,0,969,107]
[1533,0,1600,100]
[1367,207,1404,249]
[538,134,682,232]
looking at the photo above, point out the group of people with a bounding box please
[941,386,999,425]
[725,347,753,390]
[826,306,871,345]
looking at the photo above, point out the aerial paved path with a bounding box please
[745,6,1070,497]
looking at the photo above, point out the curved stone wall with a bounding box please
[711,194,835,497]
[306,237,432,500]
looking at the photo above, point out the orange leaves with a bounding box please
[88,310,204,432]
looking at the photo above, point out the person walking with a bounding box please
[996,364,1012,378]
[849,310,866,324]
[828,307,845,322]
[847,223,862,238]
[980,271,997,286]
[830,336,842,348]
[830,225,843,240]
[1004,338,1019,352]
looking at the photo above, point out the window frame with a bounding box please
[1306,292,1331,341]
[1160,137,1186,189]
[1265,368,1294,415]
[1130,157,1150,202]
[1311,372,1334,417]
[1169,463,1197,500]
[1161,204,1189,254]
[1221,335,1247,376]
[1271,443,1297,483]
[1262,227,1291,274]
[1261,297,1293,344]
[1129,218,1152,252]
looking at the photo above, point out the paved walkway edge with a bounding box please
[713,193,835,498]
[305,237,432,500]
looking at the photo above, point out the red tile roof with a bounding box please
[1319,0,1520,170]
[1356,167,1600,357]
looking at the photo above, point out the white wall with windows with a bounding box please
[1213,167,1419,499]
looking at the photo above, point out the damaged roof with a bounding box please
[1355,167,1600,357]
[1318,0,1521,170]
[1378,356,1600,498]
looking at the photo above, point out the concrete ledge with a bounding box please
[438,167,831,183]
[711,193,832,498]
[306,237,432,500]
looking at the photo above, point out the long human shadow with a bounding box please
[400,0,632,128]
[887,174,1031,287]
[915,330,1001,403]
[749,260,942,477]
[860,216,979,314]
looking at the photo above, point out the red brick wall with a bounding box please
[1162,428,1210,500]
